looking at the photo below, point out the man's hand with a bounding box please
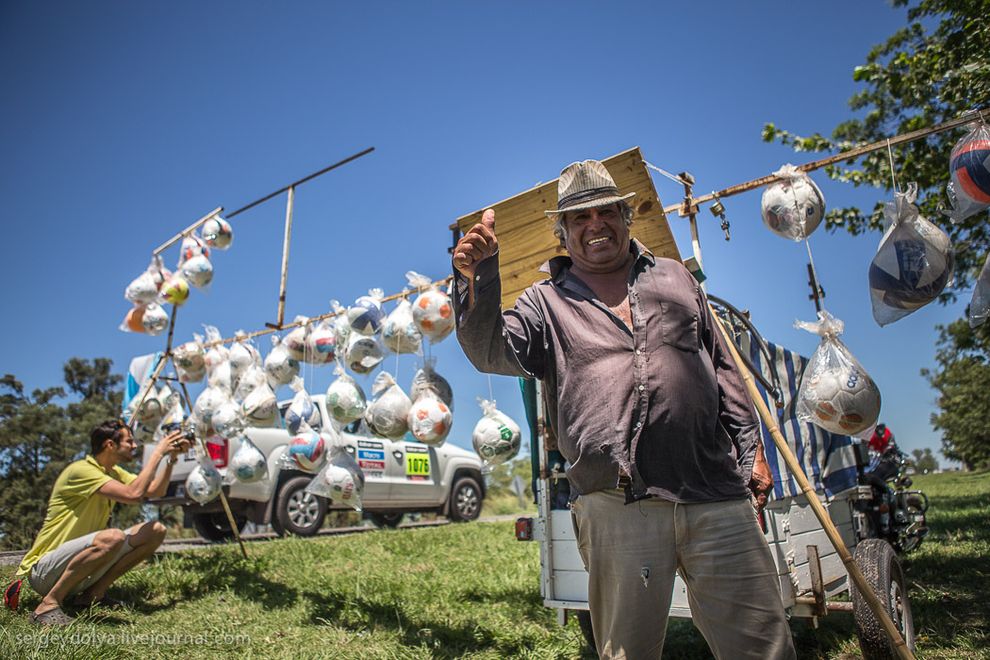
[453,209,498,280]
[749,439,773,515]
[156,430,186,459]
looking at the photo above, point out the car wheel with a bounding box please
[851,538,915,659]
[191,512,247,543]
[275,476,327,537]
[448,476,482,522]
[367,512,405,528]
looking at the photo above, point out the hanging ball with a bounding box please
[950,137,990,205]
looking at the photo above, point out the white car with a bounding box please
[143,398,486,541]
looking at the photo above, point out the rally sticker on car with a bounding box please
[358,449,386,472]
[404,445,430,481]
[358,439,384,450]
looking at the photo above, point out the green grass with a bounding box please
[1,471,987,659]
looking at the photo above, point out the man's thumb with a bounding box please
[482,208,496,232]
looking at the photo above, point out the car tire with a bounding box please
[851,538,915,660]
[274,476,327,537]
[367,512,405,528]
[191,512,247,543]
[448,476,482,522]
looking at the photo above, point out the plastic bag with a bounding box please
[159,273,190,306]
[968,252,990,328]
[304,318,337,365]
[201,216,234,249]
[287,428,327,472]
[868,183,954,326]
[124,259,163,304]
[239,366,279,427]
[407,390,452,446]
[408,272,455,343]
[382,298,422,354]
[211,397,245,439]
[193,385,227,429]
[179,235,210,263]
[306,449,365,511]
[410,358,453,409]
[795,311,881,436]
[285,376,322,434]
[325,366,367,424]
[135,303,169,335]
[347,289,385,336]
[471,399,522,467]
[180,254,214,289]
[229,332,261,385]
[283,316,310,361]
[186,449,223,505]
[345,332,384,374]
[229,436,267,483]
[203,325,229,369]
[946,122,990,223]
[264,334,300,386]
[365,372,411,439]
[173,335,206,383]
[760,164,826,241]
[331,301,351,348]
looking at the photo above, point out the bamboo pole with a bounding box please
[152,207,224,256]
[663,107,988,215]
[273,186,295,329]
[710,307,913,660]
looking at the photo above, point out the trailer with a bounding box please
[454,147,917,658]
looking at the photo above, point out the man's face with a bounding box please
[562,203,630,274]
[109,429,137,463]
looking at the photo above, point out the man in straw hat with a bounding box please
[453,159,794,658]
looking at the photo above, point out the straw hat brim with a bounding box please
[544,191,636,217]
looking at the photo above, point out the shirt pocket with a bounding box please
[660,299,701,352]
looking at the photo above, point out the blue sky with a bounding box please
[0,2,967,464]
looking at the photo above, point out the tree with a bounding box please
[0,359,129,550]
[923,319,990,469]
[762,0,989,291]
[910,447,941,472]
[764,0,990,468]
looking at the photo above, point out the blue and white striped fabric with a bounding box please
[123,352,163,414]
[742,336,860,500]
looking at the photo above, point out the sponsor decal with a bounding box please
[358,439,384,449]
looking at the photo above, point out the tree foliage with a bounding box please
[0,359,132,550]
[924,319,990,469]
[910,447,940,472]
[762,0,989,291]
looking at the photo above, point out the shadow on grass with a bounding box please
[301,587,546,659]
[115,551,298,613]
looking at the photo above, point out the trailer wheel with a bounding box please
[576,610,596,652]
[851,538,915,660]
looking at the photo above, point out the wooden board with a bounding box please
[453,147,680,308]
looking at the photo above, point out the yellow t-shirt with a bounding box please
[15,455,137,578]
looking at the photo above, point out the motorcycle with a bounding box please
[858,446,930,554]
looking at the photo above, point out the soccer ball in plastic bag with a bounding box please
[141,303,169,335]
[408,394,452,445]
[345,334,384,374]
[230,437,267,483]
[211,400,244,439]
[306,451,365,511]
[326,372,367,424]
[947,122,990,222]
[160,274,190,306]
[365,372,411,439]
[180,255,213,289]
[241,384,278,427]
[471,400,521,466]
[201,216,234,249]
[125,271,159,304]
[304,323,336,365]
[760,165,826,241]
[802,366,881,435]
[347,291,385,336]
[412,290,455,343]
[288,432,326,472]
[264,338,299,386]
[186,463,222,504]
[193,387,227,427]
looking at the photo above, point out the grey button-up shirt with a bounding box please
[454,240,757,502]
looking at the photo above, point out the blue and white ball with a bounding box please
[288,432,326,472]
[347,296,384,336]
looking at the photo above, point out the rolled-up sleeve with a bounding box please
[453,253,546,380]
[697,286,760,482]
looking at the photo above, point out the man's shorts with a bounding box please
[29,530,133,598]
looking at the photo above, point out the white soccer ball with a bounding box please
[407,395,452,445]
[186,464,222,504]
[325,376,367,424]
[761,173,826,241]
[321,462,361,507]
[472,410,522,466]
[230,437,267,483]
[412,289,455,343]
[803,366,881,435]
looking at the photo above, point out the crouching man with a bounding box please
[9,419,189,625]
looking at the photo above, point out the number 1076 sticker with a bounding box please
[405,449,430,479]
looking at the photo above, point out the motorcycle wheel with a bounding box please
[851,538,915,660]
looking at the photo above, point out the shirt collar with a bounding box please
[85,454,113,475]
[538,239,655,282]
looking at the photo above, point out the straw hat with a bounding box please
[545,160,635,217]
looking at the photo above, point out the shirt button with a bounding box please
[638,384,645,391]
[635,349,641,355]
[475,275,481,281]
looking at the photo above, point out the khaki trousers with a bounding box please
[571,490,795,660]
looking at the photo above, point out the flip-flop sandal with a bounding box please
[30,606,74,626]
